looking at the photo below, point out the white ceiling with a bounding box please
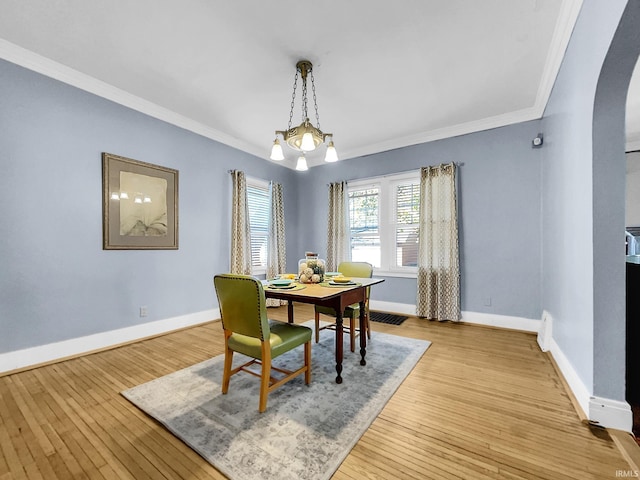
[2,0,637,168]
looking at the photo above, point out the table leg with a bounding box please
[335,311,344,384]
[359,299,367,366]
[287,301,294,323]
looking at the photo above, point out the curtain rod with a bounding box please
[329,163,464,185]
[230,162,465,179]
[375,162,464,178]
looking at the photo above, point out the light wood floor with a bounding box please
[1,304,637,479]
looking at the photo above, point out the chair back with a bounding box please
[337,261,373,279]
[214,274,270,340]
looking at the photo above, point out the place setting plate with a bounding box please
[322,277,360,287]
[327,281,358,286]
[268,279,296,289]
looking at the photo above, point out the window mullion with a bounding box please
[379,178,391,271]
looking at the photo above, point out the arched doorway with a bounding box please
[593,0,640,441]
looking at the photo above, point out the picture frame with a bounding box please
[102,152,179,250]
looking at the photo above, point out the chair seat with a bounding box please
[313,262,373,353]
[315,303,360,318]
[229,320,312,359]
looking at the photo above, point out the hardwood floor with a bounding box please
[1,304,637,479]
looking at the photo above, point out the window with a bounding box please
[247,178,270,273]
[348,171,420,276]
[348,187,380,267]
[393,182,420,268]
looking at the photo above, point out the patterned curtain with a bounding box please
[326,181,351,272]
[416,163,460,321]
[266,182,287,307]
[229,170,252,275]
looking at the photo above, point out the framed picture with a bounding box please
[102,152,179,250]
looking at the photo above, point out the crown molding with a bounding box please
[535,0,584,116]
[1,0,583,172]
[330,106,542,166]
[0,39,269,159]
[307,0,585,168]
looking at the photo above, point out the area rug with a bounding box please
[369,311,408,325]
[122,321,430,480]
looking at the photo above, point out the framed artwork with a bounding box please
[102,152,179,250]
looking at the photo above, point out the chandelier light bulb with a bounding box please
[324,141,338,162]
[143,196,152,203]
[295,155,308,171]
[134,196,143,204]
[110,192,120,200]
[270,138,284,160]
[119,192,129,199]
[300,132,316,151]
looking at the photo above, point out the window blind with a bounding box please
[247,184,269,269]
[394,182,420,267]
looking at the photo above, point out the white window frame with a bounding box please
[246,176,270,276]
[348,170,420,278]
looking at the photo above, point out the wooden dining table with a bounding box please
[263,277,384,384]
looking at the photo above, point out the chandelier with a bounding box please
[270,60,338,171]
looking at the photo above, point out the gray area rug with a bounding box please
[122,321,431,480]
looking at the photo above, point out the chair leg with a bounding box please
[304,341,311,384]
[314,312,320,343]
[222,335,233,394]
[259,343,271,413]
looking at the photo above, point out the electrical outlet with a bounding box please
[139,306,148,317]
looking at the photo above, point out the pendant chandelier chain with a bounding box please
[301,71,309,122]
[287,69,299,131]
[286,63,321,131]
[310,70,321,131]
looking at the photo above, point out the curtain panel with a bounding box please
[326,181,351,272]
[229,170,252,275]
[266,182,287,307]
[416,163,461,321]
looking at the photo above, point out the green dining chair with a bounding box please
[214,274,312,412]
[314,261,373,352]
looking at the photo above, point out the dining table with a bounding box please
[263,277,385,384]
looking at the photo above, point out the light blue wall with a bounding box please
[0,55,546,358]
[297,120,544,320]
[541,0,630,398]
[0,59,299,353]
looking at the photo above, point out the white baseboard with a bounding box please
[547,337,632,432]
[369,300,541,332]
[537,310,553,351]
[547,337,591,418]
[370,300,632,432]
[3,301,633,433]
[461,310,540,332]
[0,309,219,374]
[368,300,417,316]
[589,397,633,432]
